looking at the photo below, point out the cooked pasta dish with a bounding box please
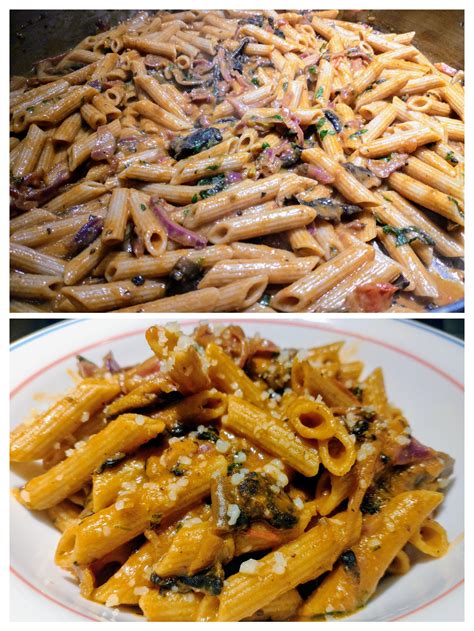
[10,10,464,313]
[11,323,454,620]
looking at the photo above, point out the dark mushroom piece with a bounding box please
[169,127,223,160]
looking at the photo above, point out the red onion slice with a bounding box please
[150,197,207,249]
[91,125,116,161]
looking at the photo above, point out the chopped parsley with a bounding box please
[273,114,283,121]
[140,203,147,211]
[448,196,464,217]
[319,129,336,140]
[251,77,260,87]
[315,86,324,99]
[261,142,270,150]
[191,194,198,203]
[316,117,327,130]
[382,224,436,247]
[308,65,317,75]
[445,151,458,165]
[206,164,220,171]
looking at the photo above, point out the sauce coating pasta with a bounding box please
[10,10,464,312]
[11,322,454,620]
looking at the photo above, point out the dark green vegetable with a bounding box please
[197,173,227,199]
[212,471,298,532]
[171,464,186,476]
[150,564,224,596]
[381,224,436,247]
[340,550,360,580]
[445,151,458,165]
[96,454,126,474]
[196,426,219,443]
[169,127,223,160]
[360,492,382,515]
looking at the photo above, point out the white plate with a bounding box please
[10,318,464,622]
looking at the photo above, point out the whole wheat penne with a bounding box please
[388,172,464,226]
[115,287,220,312]
[200,257,318,287]
[213,275,268,311]
[129,190,167,256]
[10,271,63,301]
[63,237,108,286]
[208,205,316,244]
[61,280,166,311]
[102,188,130,245]
[271,243,374,311]
[10,243,65,276]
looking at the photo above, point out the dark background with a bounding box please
[9,319,464,343]
[10,10,464,76]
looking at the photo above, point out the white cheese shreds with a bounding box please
[216,439,230,453]
[179,455,192,465]
[239,559,260,574]
[231,472,245,486]
[81,411,90,423]
[227,503,241,526]
[272,551,287,575]
[115,500,125,511]
[105,594,119,607]
[133,586,149,596]
[234,451,246,463]
[357,442,376,462]
[293,497,304,510]
[135,414,145,426]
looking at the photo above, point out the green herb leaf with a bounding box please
[348,129,368,139]
[448,196,464,217]
[382,224,436,247]
[273,114,283,121]
[308,65,317,75]
[316,117,326,130]
[191,194,198,203]
[446,151,458,165]
[140,203,147,211]
[261,142,270,150]
[206,164,220,171]
[319,129,336,140]
[315,86,324,99]
[251,77,260,87]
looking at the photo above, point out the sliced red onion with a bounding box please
[393,437,435,465]
[69,215,103,256]
[434,62,458,77]
[306,163,335,184]
[150,197,207,249]
[103,351,121,374]
[367,153,409,178]
[33,51,68,67]
[132,233,145,258]
[217,47,232,83]
[91,125,116,161]
[226,171,244,184]
[87,79,102,91]
[77,355,99,378]
[280,106,304,146]
[227,96,249,118]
